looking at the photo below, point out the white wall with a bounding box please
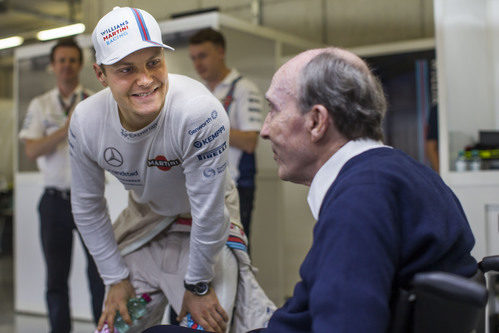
[435,0,499,261]
[0,99,13,187]
[436,0,496,167]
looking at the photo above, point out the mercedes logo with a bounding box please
[104,147,123,167]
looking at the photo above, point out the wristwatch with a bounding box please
[184,281,210,296]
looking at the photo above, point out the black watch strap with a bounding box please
[184,281,210,296]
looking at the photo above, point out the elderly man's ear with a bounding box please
[306,104,331,143]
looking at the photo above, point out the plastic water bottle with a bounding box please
[455,150,468,172]
[470,150,481,171]
[186,313,205,330]
[112,293,151,333]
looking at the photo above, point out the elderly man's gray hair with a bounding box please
[298,50,387,141]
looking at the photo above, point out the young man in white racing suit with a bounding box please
[69,6,274,333]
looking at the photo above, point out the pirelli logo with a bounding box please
[196,142,227,161]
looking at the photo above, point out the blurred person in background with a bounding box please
[189,28,263,249]
[425,104,439,172]
[18,37,104,333]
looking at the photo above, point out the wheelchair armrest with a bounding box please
[406,272,488,333]
[412,272,487,308]
[389,271,488,333]
[479,255,499,273]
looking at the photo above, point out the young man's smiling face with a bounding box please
[94,47,168,131]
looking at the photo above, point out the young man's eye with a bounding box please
[149,59,160,67]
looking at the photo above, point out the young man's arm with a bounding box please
[176,94,232,333]
[68,105,133,331]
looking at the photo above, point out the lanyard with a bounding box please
[222,76,243,114]
[58,93,77,116]
[57,91,89,115]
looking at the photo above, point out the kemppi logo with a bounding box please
[193,125,226,149]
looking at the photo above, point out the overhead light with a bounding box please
[37,23,85,41]
[0,36,24,50]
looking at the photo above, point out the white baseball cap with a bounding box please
[92,6,174,65]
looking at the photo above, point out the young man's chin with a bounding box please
[131,95,164,112]
[134,106,161,117]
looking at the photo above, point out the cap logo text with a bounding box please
[101,20,129,44]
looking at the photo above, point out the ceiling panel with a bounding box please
[0,0,81,40]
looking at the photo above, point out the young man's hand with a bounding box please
[97,278,135,332]
[177,288,229,333]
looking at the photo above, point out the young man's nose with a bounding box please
[137,70,154,86]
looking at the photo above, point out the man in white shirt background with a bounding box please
[18,37,104,333]
[189,29,263,250]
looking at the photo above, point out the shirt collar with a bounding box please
[307,138,388,220]
[57,84,83,100]
[218,69,240,87]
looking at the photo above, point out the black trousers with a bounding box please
[237,186,255,249]
[38,189,105,333]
